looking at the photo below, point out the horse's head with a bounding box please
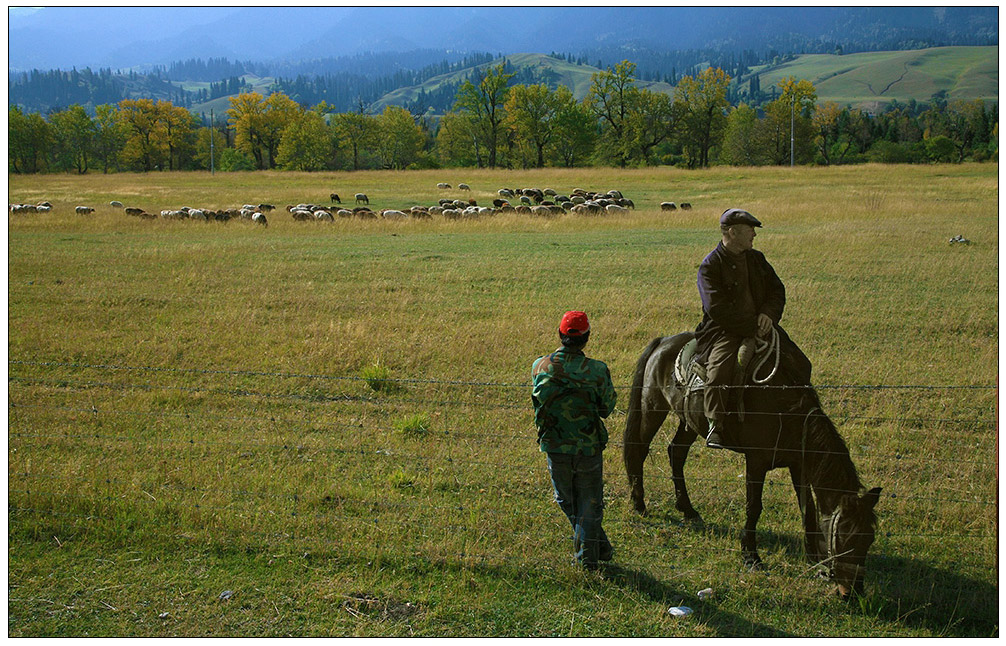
[821,487,882,600]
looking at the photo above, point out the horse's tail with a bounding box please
[623,336,665,512]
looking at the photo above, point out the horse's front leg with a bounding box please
[789,463,824,567]
[668,418,702,525]
[741,460,768,570]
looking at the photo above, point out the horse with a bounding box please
[622,331,881,599]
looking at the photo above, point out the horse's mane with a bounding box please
[792,388,865,500]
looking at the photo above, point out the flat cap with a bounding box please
[719,208,762,228]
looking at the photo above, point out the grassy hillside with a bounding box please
[750,46,998,110]
[369,53,675,112]
[184,47,997,116]
[7,165,998,637]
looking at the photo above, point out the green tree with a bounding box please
[159,101,198,170]
[628,88,677,165]
[117,98,165,171]
[505,83,563,168]
[277,110,333,171]
[375,106,424,170]
[259,93,302,169]
[585,60,640,167]
[720,104,764,166]
[49,104,96,174]
[332,111,379,170]
[218,147,257,171]
[760,77,817,165]
[673,67,731,168]
[550,89,596,167]
[945,99,990,162]
[227,92,270,169]
[434,111,480,167]
[925,135,956,162]
[9,106,51,174]
[94,104,128,173]
[453,62,515,168]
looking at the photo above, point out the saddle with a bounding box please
[674,337,759,391]
[674,336,764,421]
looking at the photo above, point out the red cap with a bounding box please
[559,311,590,336]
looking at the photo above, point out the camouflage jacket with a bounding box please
[531,347,617,456]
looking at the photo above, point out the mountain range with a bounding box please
[8,6,998,74]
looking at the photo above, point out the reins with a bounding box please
[751,326,781,383]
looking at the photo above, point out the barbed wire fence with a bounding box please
[8,358,998,596]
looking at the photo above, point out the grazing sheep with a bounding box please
[75,206,95,214]
[660,202,677,211]
[498,188,514,199]
[607,190,623,199]
[330,193,342,203]
[442,208,461,220]
[544,188,557,197]
[337,209,354,218]
[110,201,124,208]
[605,204,629,215]
[292,209,314,221]
[618,198,635,209]
[680,203,692,210]
[124,207,144,216]
[515,205,532,215]
[189,209,207,221]
[252,212,268,227]
[381,209,408,220]
[355,193,369,205]
[258,204,275,212]
[315,210,334,222]
[519,195,531,205]
[458,183,470,191]
[36,205,52,213]
[437,182,451,189]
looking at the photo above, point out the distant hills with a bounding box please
[7,7,998,117]
[364,47,997,114]
[8,6,997,73]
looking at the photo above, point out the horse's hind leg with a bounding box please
[668,418,702,525]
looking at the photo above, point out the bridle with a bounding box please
[819,506,865,585]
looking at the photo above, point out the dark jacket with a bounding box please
[695,242,786,361]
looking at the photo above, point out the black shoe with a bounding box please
[706,420,726,449]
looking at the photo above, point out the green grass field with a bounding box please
[8,164,998,636]
[754,46,999,109]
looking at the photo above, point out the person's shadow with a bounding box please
[599,562,792,637]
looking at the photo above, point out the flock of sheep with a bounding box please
[9,184,692,226]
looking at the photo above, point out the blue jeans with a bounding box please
[546,452,612,568]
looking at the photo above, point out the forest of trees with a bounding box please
[8,60,998,175]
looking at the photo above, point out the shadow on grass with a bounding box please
[598,562,793,637]
[657,510,998,637]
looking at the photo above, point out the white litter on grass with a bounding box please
[698,588,714,600]
[667,606,693,617]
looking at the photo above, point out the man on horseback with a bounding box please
[696,208,808,448]
[532,310,617,571]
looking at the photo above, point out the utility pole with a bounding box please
[790,96,795,167]
[210,108,215,175]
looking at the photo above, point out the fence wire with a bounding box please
[8,357,998,603]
